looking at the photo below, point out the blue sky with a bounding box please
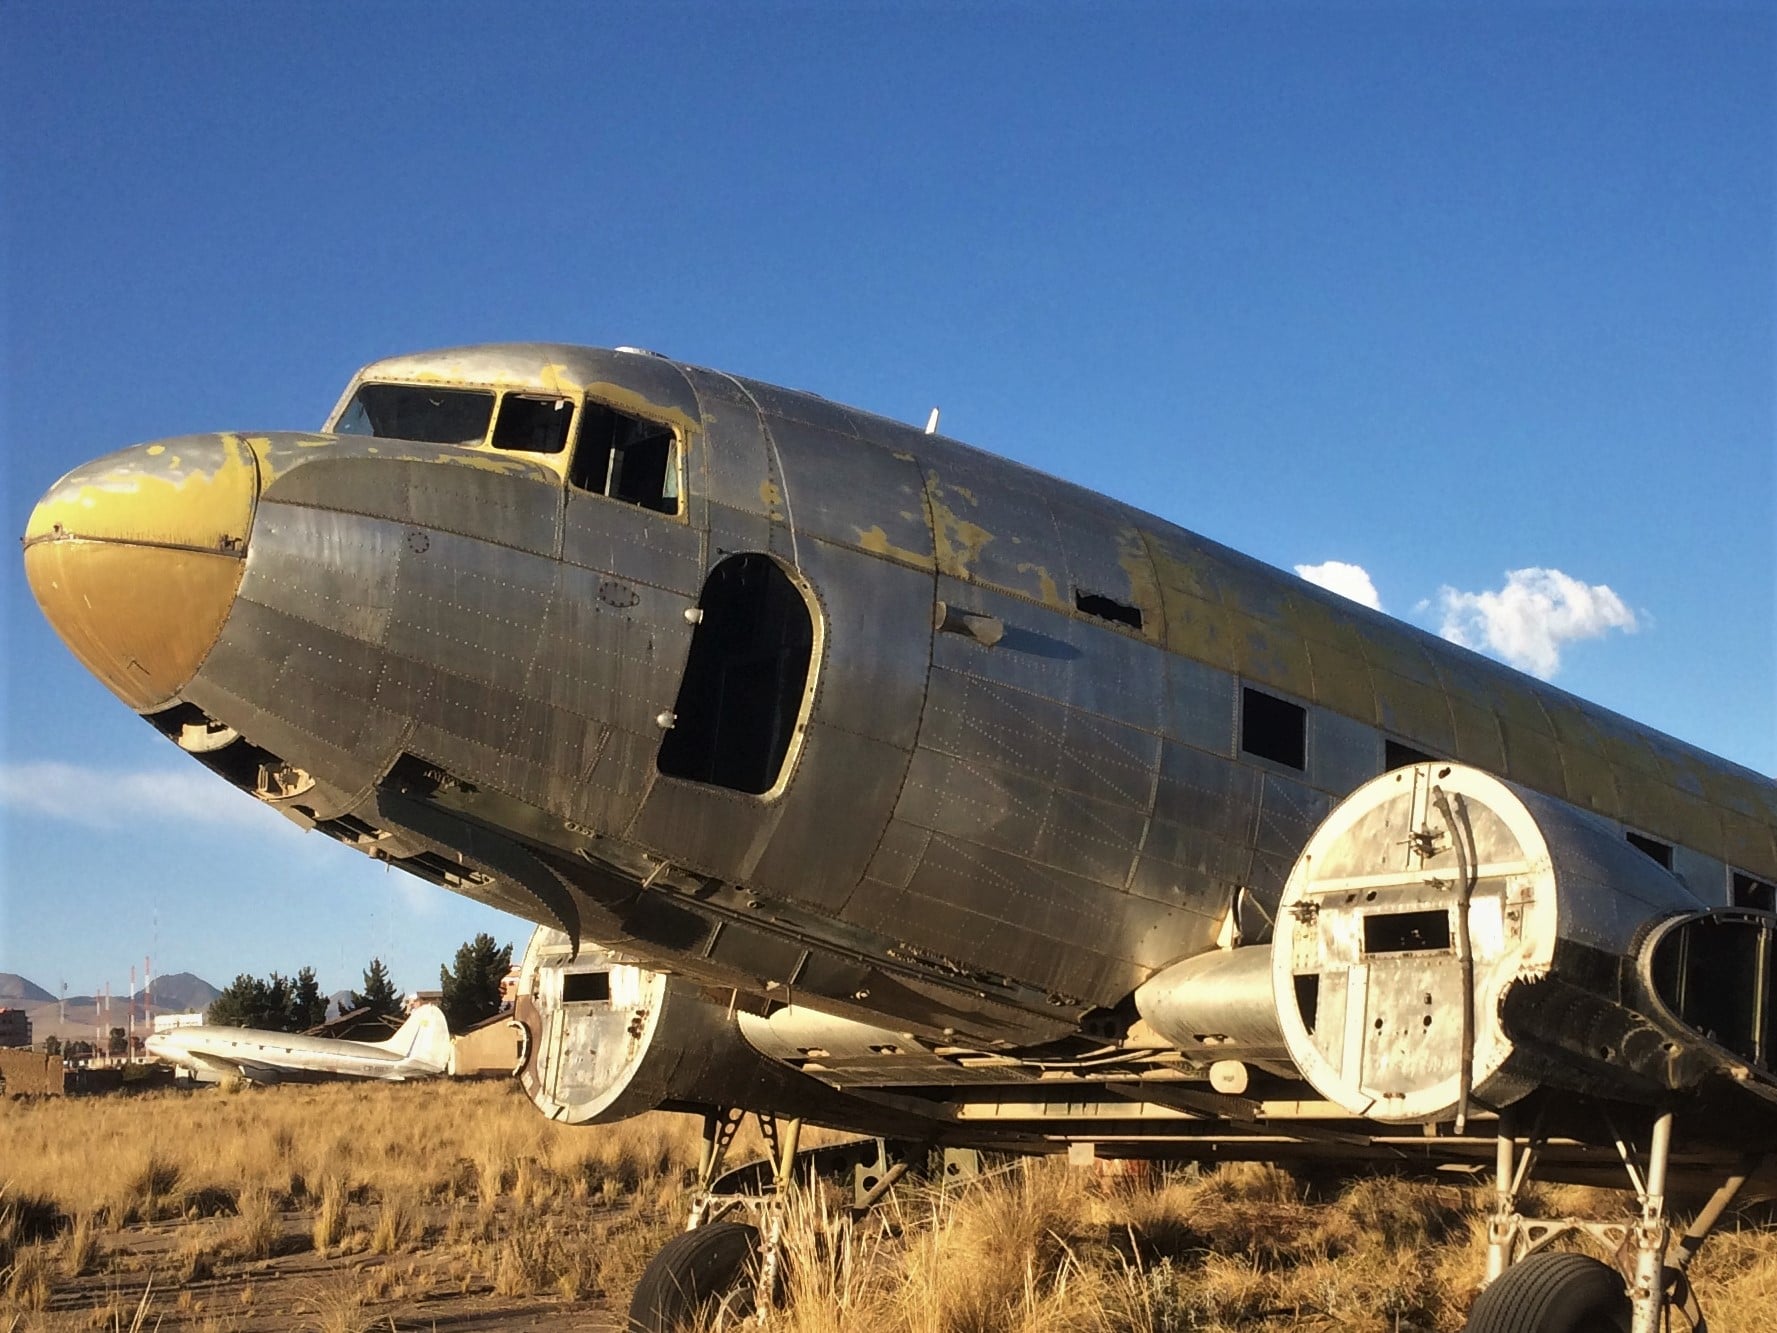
[3,3,1772,1000]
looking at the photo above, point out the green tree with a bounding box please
[42,1034,62,1056]
[292,966,327,1030]
[439,933,512,1034]
[207,972,271,1027]
[353,958,400,1019]
[264,972,296,1031]
[108,1027,127,1057]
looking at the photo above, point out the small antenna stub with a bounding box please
[925,408,940,435]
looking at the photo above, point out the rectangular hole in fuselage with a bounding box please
[1627,831,1674,870]
[1363,909,1452,955]
[561,971,611,1004]
[1074,590,1142,630]
[1733,872,1776,912]
[1385,739,1436,771]
[1241,687,1307,770]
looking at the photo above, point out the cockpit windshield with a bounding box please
[333,384,495,445]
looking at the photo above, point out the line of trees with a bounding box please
[206,965,332,1031]
[201,940,512,1034]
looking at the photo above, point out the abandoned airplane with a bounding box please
[23,344,1777,1331]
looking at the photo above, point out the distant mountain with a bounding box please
[143,973,220,1012]
[0,974,55,1004]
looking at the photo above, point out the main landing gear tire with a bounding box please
[1464,1253,1633,1333]
[627,1221,760,1333]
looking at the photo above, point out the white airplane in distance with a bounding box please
[144,1005,452,1085]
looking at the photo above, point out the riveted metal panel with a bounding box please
[1137,814,1255,890]
[1313,705,1381,797]
[1253,772,1332,863]
[561,492,704,597]
[383,526,559,693]
[1500,717,1569,797]
[1447,695,1508,773]
[859,819,932,894]
[1160,653,1237,755]
[1370,667,1457,755]
[1154,741,1263,851]
[1231,605,1316,701]
[920,668,1160,807]
[849,838,1143,1003]
[238,502,399,645]
[538,562,694,739]
[798,538,933,749]
[726,377,879,440]
[932,580,1166,732]
[1672,847,1728,905]
[893,747,1147,889]
[1127,848,1249,922]
[624,776,788,884]
[1545,700,1620,814]
[1303,636,1378,724]
[750,725,910,914]
[1048,492,1165,644]
[566,726,661,833]
[918,441,1065,605]
[679,367,780,522]
[263,451,561,557]
[761,415,934,569]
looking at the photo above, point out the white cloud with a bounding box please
[1435,567,1638,679]
[0,760,304,838]
[1295,560,1383,611]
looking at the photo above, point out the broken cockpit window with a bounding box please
[569,401,680,515]
[491,393,574,453]
[333,383,495,445]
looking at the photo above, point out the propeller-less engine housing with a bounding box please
[512,928,941,1136]
[1140,764,1777,1124]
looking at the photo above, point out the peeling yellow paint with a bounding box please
[146,444,165,457]
[1014,562,1064,609]
[857,525,934,569]
[928,493,993,578]
[583,380,701,439]
[24,434,257,552]
[759,480,783,511]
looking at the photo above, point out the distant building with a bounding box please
[499,966,520,1007]
[403,990,444,1015]
[449,1013,523,1078]
[0,1009,31,1049]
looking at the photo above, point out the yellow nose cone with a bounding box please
[23,434,258,712]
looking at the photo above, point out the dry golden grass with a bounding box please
[2,1079,1774,1330]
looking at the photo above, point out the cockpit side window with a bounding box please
[491,394,574,454]
[570,401,680,515]
[333,383,495,445]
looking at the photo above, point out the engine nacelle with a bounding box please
[1267,762,1734,1122]
[513,927,934,1132]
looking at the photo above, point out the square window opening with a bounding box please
[1733,872,1776,912]
[1242,687,1306,771]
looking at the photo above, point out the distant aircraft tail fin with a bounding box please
[376,1003,452,1072]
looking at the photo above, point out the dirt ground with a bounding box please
[24,1197,632,1332]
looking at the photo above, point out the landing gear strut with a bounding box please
[629,1107,806,1332]
[1469,1106,1763,1333]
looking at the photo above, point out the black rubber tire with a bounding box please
[1464,1253,1633,1333]
[627,1221,760,1333]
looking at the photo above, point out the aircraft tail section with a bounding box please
[376,1003,453,1072]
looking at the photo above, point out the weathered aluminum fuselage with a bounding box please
[24,344,1777,1055]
